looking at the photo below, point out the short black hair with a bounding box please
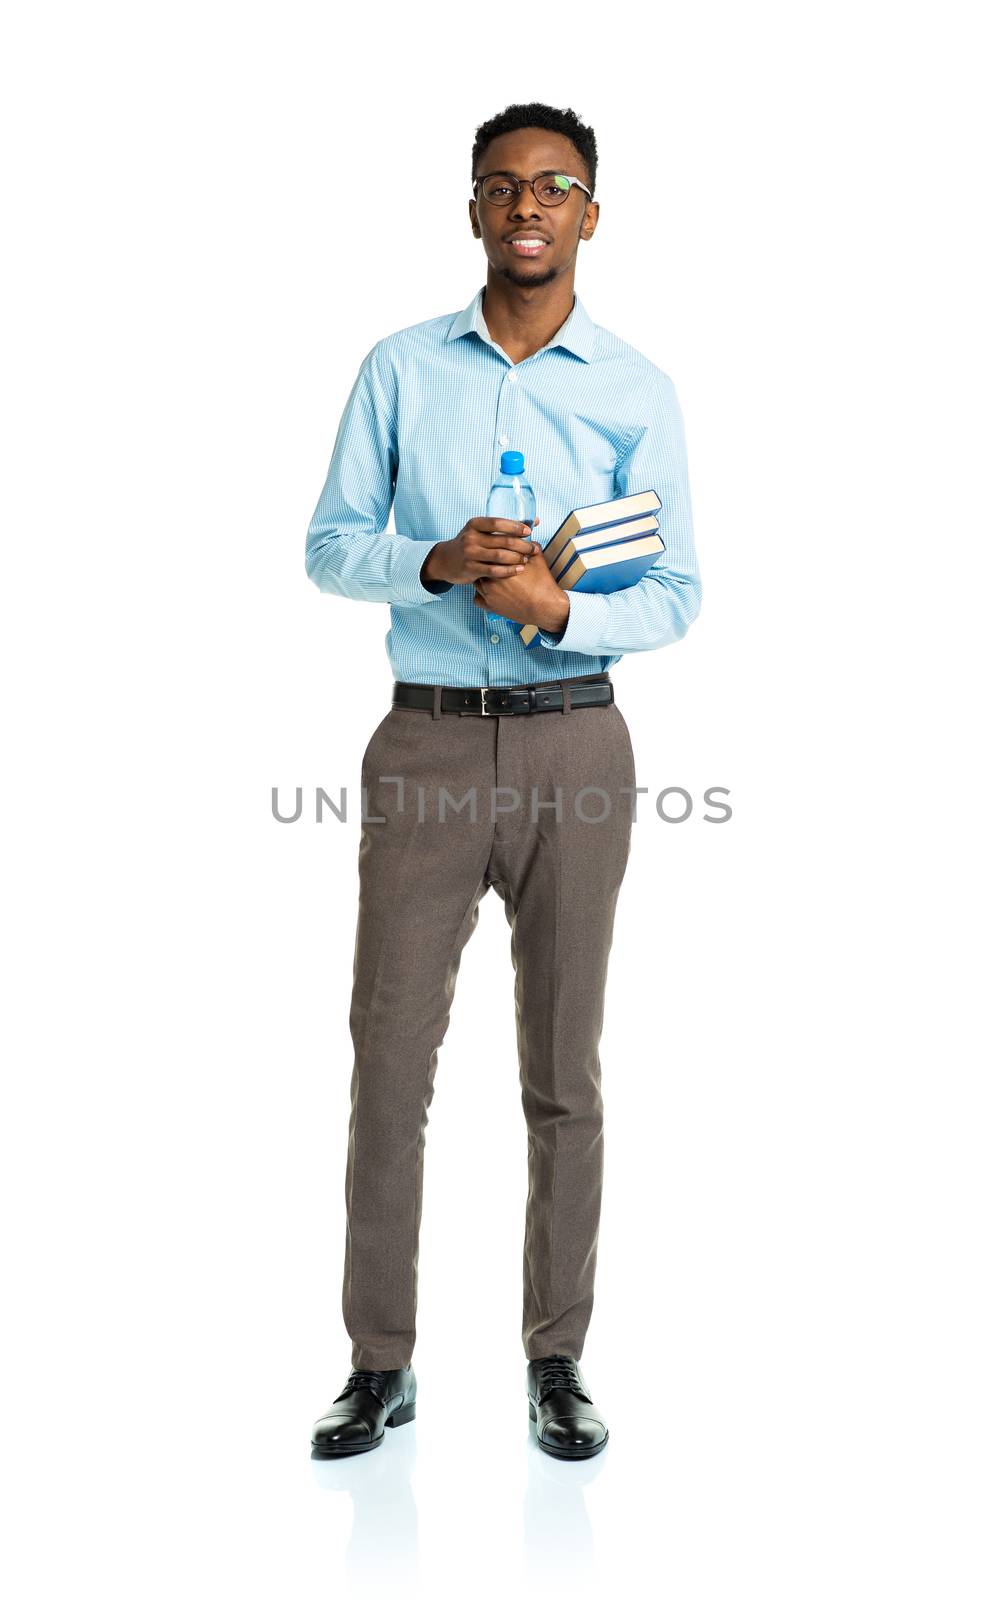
[472,102,598,196]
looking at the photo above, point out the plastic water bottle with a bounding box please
[485,449,536,628]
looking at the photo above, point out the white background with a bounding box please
[2,2,993,1595]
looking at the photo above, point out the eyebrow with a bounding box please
[476,168,564,181]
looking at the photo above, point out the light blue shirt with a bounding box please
[305,285,701,686]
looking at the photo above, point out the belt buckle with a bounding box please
[479,687,489,716]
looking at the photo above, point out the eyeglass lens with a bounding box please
[478,174,574,206]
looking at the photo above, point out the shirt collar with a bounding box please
[445,284,596,364]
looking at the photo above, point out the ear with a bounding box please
[581,199,600,240]
[469,198,480,236]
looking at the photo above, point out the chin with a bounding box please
[498,262,559,288]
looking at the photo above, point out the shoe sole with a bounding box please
[528,1400,609,1459]
[311,1400,416,1458]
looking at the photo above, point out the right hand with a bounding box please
[423,517,540,586]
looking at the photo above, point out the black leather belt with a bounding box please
[392,672,614,716]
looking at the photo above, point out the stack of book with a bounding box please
[507,489,664,648]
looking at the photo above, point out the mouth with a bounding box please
[504,237,550,257]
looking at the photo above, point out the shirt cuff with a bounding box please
[534,592,605,654]
[391,537,453,603]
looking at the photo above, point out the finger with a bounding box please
[472,548,522,565]
[477,532,533,548]
[474,518,538,535]
[470,556,515,576]
[473,538,535,557]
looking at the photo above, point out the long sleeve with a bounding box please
[305,340,450,605]
[534,367,702,653]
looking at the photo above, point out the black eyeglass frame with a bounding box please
[471,170,594,207]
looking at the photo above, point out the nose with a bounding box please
[508,183,544,224]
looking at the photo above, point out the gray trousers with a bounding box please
[342,673,636,1368]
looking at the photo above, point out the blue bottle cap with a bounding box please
[500,449,525,475]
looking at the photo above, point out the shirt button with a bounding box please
[499,433,510,447]
[507,371,517,384]
[489,632,500,644]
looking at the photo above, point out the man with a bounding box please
[306,102,701,1461]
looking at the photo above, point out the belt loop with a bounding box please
[432,684,443,720]
[561,678,572,714]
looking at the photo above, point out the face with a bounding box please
[470,129,599,288]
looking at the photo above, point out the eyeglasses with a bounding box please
[472,171,593,208]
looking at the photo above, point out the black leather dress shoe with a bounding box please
[311,1366,417,1457]
[527,1355,609,1459]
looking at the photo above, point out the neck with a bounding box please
[481,271,577,363]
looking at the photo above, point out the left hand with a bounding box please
[473,536,570,632]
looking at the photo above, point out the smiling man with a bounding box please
[306,102,701,1462]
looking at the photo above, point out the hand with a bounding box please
[423,517,540,585]
[473,544,571,633]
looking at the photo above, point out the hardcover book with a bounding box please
[548,512,661,581]
[540,488,662,572]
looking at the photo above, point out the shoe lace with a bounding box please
[336,1369,389,1405]
[535,1355,589,1404]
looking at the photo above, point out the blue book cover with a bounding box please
[558,534,664,591]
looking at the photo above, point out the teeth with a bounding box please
[511,238,545,245]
